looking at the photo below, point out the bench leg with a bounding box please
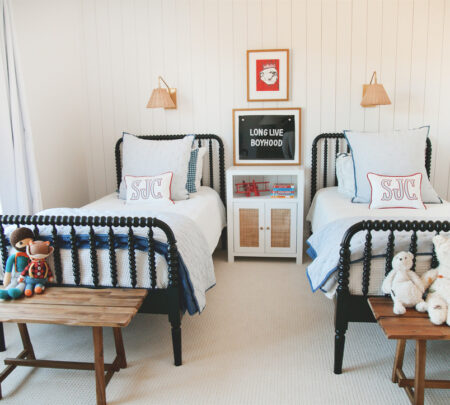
[18,324,35,360]
[392,339,406,383]
[414,340,426,405]
[113,328,127,369]
[93,327,106,405]
[0,323,5,352]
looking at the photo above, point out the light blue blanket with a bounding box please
[306,217,438,293]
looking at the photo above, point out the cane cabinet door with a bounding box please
[233,202,265,253]
[264,202,297,254]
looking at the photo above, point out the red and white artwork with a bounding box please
[256,59,279,91]
[247,49,289,101]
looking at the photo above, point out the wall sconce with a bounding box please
[361,71,391,107]
[146,76,177,109]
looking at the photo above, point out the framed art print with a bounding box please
[233,108,301,165]
[247,49,289,102]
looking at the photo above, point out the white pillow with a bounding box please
[125,173,174,204]
[344,126,441,204]
[195,147,207,191]
[336,153,355,197]
[119,134,192,201]
[367,173,425,209]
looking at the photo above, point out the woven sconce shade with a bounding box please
[147,88,176,109]
[361,71,391,107]
[146,76,177,109]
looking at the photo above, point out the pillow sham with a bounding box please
[336,153,355,197]
[344,126,441,204]
[194,147,207,191]
[119,133,192,201]
[186,147,207,193]
[367,173,425,209]
[125,173,174,204]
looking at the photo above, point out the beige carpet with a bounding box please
[0,252,448,404]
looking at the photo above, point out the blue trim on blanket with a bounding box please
[36,234,201,315]
[306,239,434,293]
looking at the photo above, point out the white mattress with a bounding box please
[83,186,226,254]
[307,187,450,297]
[307,187,450,234]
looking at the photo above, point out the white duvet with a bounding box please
[3,187,226,314]
[306,187,450,293]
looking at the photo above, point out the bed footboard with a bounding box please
[0,214,183,365]
[334,219,450,374]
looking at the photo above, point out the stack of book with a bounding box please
[271,183,295,199]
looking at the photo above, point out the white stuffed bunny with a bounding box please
[416,235,450,325]
[381,251,425,315]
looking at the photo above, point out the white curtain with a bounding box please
[0,0,41,214]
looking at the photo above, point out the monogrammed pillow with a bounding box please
[344,126,441,204]
[119,134,192,200]
[125,173,174,204]
[367,173,425,209]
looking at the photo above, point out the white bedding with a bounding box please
[83,186,226,254]
[2,187,226,314]
[306,187,450,297]
[307,187,450,234]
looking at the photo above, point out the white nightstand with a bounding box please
[226,166,305,264]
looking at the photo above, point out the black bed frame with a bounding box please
[0,134,225,366]
[311,133,450,374]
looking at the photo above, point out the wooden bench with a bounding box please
[368,297,450,405]
[0,287,147,405]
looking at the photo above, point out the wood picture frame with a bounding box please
[233,108,301,166]
[247,49,289,102]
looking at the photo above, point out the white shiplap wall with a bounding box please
[14,0,450,206]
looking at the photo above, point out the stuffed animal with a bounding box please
[381,251,426,315]
[416,235,450,325]
[0,227,34,300]
[18,240,54,297]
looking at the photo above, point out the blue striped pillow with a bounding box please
[186,148,199,193]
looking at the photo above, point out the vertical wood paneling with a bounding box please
[148,0,166,134]
[291,0,307,169]
[82,0,107,199]
[423,0,445,185]
[393,0,414,129]
[247,0,264,110]
[436,1,450,197]
[321,0,337,133]
[162,0,179,134]
[408,0,429,129]
[175,0,194,132]
[378,0,398,131]
[335,0,352,133]
[349,0,367,131]
[364,0,382,132]
[218,0,233,168]
[95,0,116,192]
[61,0,450,202]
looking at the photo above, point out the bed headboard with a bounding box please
[310,133,432,204]
[115,134,226,205]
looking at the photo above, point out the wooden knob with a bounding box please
[267,227,270,230]
[260,227,263,230]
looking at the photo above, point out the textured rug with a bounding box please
[0,251,448,404]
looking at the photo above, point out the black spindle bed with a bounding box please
[310,133,449,374]
[0,134,226,367]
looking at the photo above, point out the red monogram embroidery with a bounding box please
[380,179,418,201]
[130,178,163,200]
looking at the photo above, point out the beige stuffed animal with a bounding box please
[382,251,425,315]
[416,235,450,325]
